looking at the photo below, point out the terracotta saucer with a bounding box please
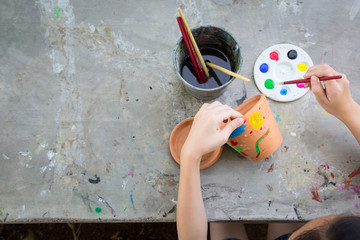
[169,117,223,170]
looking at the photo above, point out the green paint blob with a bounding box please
[54,7,62,18]
[264,79,275,89]
[95,207,102,213]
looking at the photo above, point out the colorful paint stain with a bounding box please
[130,184,136,211]
[280,88,287,95]
[264,79,275,89]
[287,50,297,60]
[331,173,335,178]
[260,63,269,73]
[255,128,270,158]
[275,114,281,123]
[228,142,248,156]
[311,187,322,203]
[128,168,134,177]
[229,125,246,138]
[349,167,360,178]
[95,207,102,213]
[53,7,62,18]
[267,163,274,173]
[297,63,307,72]
[249,111,263,130]
[296,83,305,88]
[269,51,279,61]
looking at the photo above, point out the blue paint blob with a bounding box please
[280,89,288,96]
[229,125,246,139]
[259,63,269,73]
[275,114,281,123]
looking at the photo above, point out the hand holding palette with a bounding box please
[254,44,314,102]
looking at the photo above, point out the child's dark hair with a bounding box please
[294,215,360,240]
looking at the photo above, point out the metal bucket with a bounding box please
[173,25,243,100]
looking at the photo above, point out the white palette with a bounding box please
[253,44,313,102]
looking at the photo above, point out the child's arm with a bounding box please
[304,64,360,144]
[176,102,244,240]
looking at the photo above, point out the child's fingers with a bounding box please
[304,64,338,79]
[311,76,329,105]
[218,108,242,122]
[222,118,244,139]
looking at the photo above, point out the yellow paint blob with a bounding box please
[249,111,263,130]
[297,63,307,72]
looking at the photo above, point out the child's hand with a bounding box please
[181,101,244,163]
[304,64,355,120]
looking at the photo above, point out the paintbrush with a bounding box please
[279,75,342,85]
[206,62,250,82]
[176,17,206,84]
[178,8,210,78]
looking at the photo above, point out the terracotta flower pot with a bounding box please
[227,94,282,161]
[169,117,223,170]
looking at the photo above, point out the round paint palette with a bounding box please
[253,44,313,102]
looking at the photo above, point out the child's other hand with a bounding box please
[181,101,244,163]
[304,64,355,120]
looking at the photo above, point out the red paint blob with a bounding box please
[260,127,262,130]
[250,131,253,134]
[349,167,360,178]
[243,119,246,124]
[270,51,279,61]
[331,173,335,178]
[230,140,238,146]
[240,151,248,156]
[311,187,323,203]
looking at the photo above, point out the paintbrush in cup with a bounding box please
[176,17,206,84]
[178,8,210,78]
[206,62,250,82]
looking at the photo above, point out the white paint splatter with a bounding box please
[122,178,129,190]
[277,0,302,15]
[40,166,47,173]
[19,151,31,156]
[40,190,49,197]
[290,132,297,137]
[2,154,10,160]
[350,0,360,20]
[47,150,55,160]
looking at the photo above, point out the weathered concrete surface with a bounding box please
[0,0,359,223]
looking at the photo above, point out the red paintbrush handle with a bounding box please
[284,75,342,85]
[176,17,206,84]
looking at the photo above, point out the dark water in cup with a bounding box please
[181,47,232,89]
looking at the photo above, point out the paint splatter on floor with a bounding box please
[310,186,322,203]
[266,184,273,191]
[267,163,274,173]
[349,167,360,178]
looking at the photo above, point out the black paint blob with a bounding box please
[181,47,232,89]
[89,174,101,184]
[287,50,297,60]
